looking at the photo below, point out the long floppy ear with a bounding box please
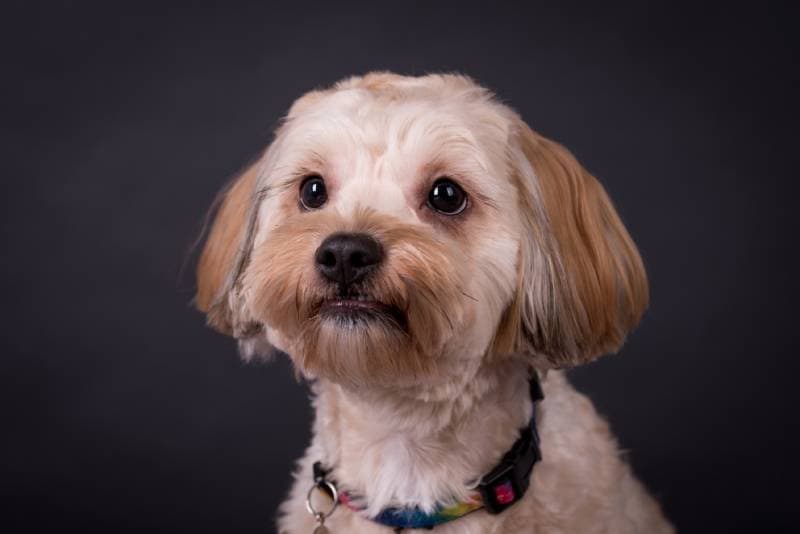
[195,160,261,335]
[506,120,648,368]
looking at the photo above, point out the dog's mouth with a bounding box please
[318,295,406,329]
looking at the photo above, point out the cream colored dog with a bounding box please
[195,72,674,533]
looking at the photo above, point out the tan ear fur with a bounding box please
[196,161,260,334]
[513,121,649,367]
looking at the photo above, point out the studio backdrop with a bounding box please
[2,2,796,533]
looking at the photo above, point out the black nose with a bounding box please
[315,233,383,288]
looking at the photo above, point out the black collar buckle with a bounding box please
[477,423,541,513]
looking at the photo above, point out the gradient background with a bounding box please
[3,1,797,532]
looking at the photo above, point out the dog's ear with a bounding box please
[195,160,260,335]
[503,120,648,368]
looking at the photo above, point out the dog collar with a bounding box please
[310,373,544,530]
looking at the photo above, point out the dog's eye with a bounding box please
[428,178,467,215]
[300,175,328,210]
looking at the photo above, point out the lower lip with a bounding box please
[320,299,391,314]
[318,299,406,327]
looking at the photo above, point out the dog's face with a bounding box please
[196,73,648,390]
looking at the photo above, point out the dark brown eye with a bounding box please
[300,175,327,210]
[428,178,467,215]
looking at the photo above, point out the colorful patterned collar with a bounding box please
[311,374,544,530]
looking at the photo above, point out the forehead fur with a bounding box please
[272,73,516,195]
[287,72,513,147]
[288,72,502,119]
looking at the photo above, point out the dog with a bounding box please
[194,72,674,533]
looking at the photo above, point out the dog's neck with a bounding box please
[311,358,533,517]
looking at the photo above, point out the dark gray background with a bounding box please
[2,1,797,532]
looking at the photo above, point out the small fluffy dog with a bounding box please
[195,72,673,533]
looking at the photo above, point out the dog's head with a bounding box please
[195,72,648,389]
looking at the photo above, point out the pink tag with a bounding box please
[494,480,515,505]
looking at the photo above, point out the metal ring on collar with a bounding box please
[306,480,339,520]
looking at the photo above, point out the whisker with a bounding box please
[416,285,455,332]
[294,277,302,321]
[459,289,479,302]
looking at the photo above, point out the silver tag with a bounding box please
[312,526,329,534]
